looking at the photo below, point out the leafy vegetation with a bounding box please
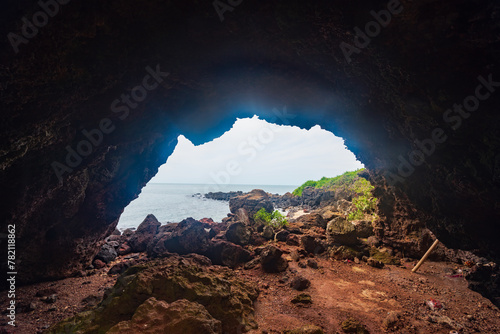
[292,169,362,196]
[292,169,378,222]
[254,208,289,229]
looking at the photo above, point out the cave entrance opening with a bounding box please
[116,115,363,230]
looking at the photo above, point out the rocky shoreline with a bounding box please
[3,189,499,333]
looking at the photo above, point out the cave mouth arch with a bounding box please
[117,116,364,230]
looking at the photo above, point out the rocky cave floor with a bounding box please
[2,189,500,334]
[2,245,500,333]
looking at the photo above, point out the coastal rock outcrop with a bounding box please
[229,190,274,222]
[147,218,213,258]
[128,214,161,252]
[225,222,251,246]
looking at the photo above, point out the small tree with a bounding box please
[254,208,288,229]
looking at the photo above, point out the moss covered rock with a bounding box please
[48,256,259,334]
[107,297,222,334]
[340,317,370,333]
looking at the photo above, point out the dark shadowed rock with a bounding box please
[275,229,290,242]
[147,218,212,258]
[261,245,288,273]
[286,234,300,246]
[307,259,318,269]
[290,276,311,291]
[207,240,253,268]
[128,214,161,252]
[225,222,251,245]
[229,190,274,222]
[300,235,326,254]
[95,243,117,263]
[294,213,327,229]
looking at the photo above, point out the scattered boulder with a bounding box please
[291,293,312,305]
[95,243,118,264]
[306,259,318,269]
[275,229,290,242]
[225,222,251,246]
[382,311,401,330]
[326,217,373,246]
[260,245,288,273]
[294,213,327,229]
[290,276,311,291]
[290,250,301,262]
[367,257,384,269]
[329,246,364,261]
[107,297,222,334]
[128,214,161,252]
[93,259,106,269]
[262,225,274,240]
[147,218,212,258]
[300,235,325,254]
[340,318,369,333]
[229,189,274,222]
[207,240,253,268]
[369,248,400,265]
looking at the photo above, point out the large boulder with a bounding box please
[300,187,335,208]
[260,245,288,273]
[147,218,213,258]
[48,256,259,334]
[206,240,253,268]
[127,214,161,252]
[326,217,373,246]
[293,213,327,229]
[107,297,222,334]
[225,222,251,246]
[300,235,326,254]
[229,189,274,222]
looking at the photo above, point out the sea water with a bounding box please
[116,183,297,230]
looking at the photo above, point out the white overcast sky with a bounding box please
[149,116,363,186]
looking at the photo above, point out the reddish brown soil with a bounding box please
[240,243,500,333]
[0,271,115,334]
[1,246,499,334]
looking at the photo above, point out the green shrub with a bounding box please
[254,208,288,229]
[292,169,363,196]
[292,169,378,222]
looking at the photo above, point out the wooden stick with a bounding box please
[412,239,440,273]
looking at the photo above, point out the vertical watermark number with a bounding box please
[6,224,16,327]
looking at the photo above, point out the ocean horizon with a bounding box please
[116,183,298,230]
